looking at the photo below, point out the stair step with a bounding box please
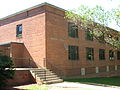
[35,71,53,74]
[43,79,63,84]
[36,73,56,76]
[30,68,63,84]
[37,75,58,78]
[40,77,60,81]
[31,69,50,71]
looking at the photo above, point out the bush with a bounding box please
[0,54,15,88]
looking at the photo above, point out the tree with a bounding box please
[112,6,120,27]
[0,54,15,88]
[65,5,120,49]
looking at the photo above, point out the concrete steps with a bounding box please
[30,68,63,84]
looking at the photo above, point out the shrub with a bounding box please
[0,54,15,88]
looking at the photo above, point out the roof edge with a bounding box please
[0,2,66,21]
[0,42,23,46]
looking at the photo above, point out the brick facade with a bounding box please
[0,2,120,79]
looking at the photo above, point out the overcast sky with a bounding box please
[0,0,120,30]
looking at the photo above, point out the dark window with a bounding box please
[99,49,105,60]
[98,33,105,43]
[109,50,114,60]
[86,48,94,60]
[68,45,79,60]
[115,37,120,41]
[68,23,78,38]
[117,51,120,60]
[86,29,93,41]
[16,24,22,37]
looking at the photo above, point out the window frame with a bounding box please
[68,22,78,38]
[16,24,22,37]
[98,32,105,43]
[86,28,93,41]
[86,47,94,61]
[68,45,79,60]
[109,50,114,60]
[99,49,105,60]
[117,51,120,60]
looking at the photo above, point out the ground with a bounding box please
[5,82,120,90]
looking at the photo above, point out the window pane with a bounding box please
[68,23,78,38]
[99,49,105,60]
[98,33,105,43]
[86,48,94,60]
[16,24,22,37]
[117,51,120,60]
[109,50,114,60]
[86,29,93,41]
[68,45,79,60]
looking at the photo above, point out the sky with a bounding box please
[0,0,120,30]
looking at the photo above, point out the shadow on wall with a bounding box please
[0,43,44,68]
[15,44,44,68]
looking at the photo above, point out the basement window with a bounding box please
[16,24,22,37]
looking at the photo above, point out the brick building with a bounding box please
[0,2,120,83]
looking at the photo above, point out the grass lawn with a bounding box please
[64,76,120,86]
[28,86,48,90]
[19,85,48,90]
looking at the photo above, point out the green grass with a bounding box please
[21,85,48,90]
[64,76,120,86]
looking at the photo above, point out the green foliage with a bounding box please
[0,54,15,88]
[65,5,120,49]
[27,85,48,90]
[112,6,120,27]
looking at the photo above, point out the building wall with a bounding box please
[6,70,35,86]
[45,5,120,78]
[0,3,120,78]
[0,6,46,68]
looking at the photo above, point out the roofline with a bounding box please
[0,2,66,21]
[0,42,23,46]
[0,2,119,32]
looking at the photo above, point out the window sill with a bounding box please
[99,59,105,60]
[109,59,114,61]
[87,60,94,61]
[16,36,22,39]
[69,59,79,61]
[86,39,93,41]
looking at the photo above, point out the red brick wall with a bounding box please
[7,70,35,86]
[0,4,120,78]
[45,5,120,78]
[0,6,46,68]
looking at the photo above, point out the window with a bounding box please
[68,45,79,60]
[99,49,105,60]
[98,33,104,43]
[68,22,78,38]
[109,50,114,60]
[86,29,93,41]
[86,48,94,60]
[116,37,120,41]
[16,24,22,37]
[117,51,120,60]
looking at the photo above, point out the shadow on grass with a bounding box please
[64,76,120,86]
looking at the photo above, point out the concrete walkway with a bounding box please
[11,82,120,90]
[47,82,120,90]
